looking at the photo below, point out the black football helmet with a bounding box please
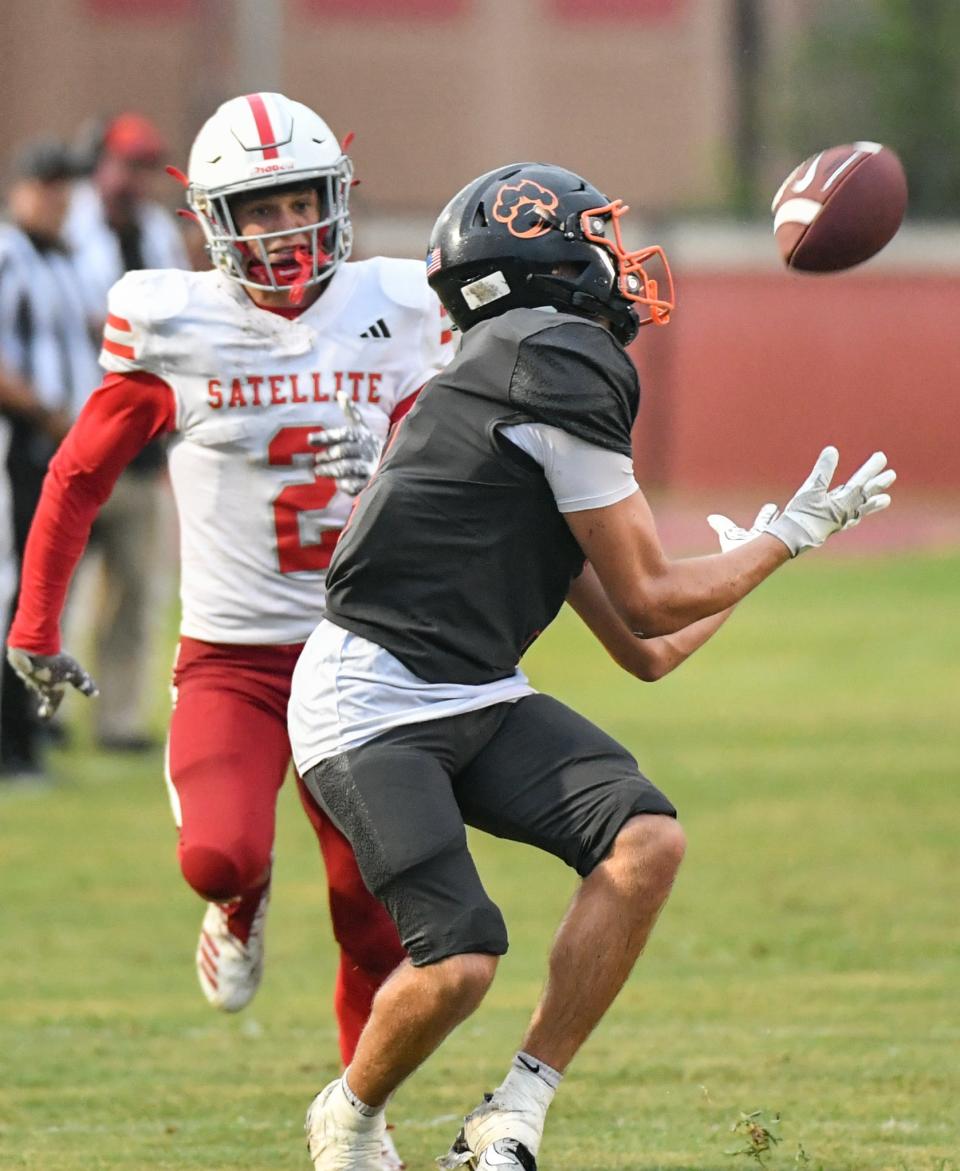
[425,162,674,346]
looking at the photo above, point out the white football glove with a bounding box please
[6,646,99,720]
[707,502,780,553]
[764,446,896,556]
[310,392,382,496]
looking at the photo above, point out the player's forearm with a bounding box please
[634,605,736,678]
[567,493,791,639]
[568,564,733,682]
[623,534,789,637]
[7,465,104,652]
[8,374,175,653]
[605,608,736,682]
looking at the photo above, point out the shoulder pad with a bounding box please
[109,269,192,324]
[373,256,434,311]
[508,317,639,457]
[101,269,194,375]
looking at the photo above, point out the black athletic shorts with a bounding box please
[302,693,676,966]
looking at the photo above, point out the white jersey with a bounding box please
[99,260,455,645]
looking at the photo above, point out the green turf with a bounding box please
[1,552,957,1170]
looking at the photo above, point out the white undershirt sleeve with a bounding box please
[501,421,638,513]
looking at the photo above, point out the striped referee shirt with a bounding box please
[0,222,101,420]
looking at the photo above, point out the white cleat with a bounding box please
[195,885,269,1012]
[305,1079,385,1171]
[438,1094,540,1171]
[380,1127,406,1171]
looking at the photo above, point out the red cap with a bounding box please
[102,113,166,164]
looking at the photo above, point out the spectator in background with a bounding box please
[65,113,190,751]
[0,412,13,746]
[0,140,100,780]
[68,113,189,313]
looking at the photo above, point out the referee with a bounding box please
[0,140,98,778]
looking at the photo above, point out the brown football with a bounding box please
[771,142,907,272]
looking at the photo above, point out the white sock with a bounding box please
[339,1073,384,1122]
[496,1050,562,1113]
[472,1052,561,1158]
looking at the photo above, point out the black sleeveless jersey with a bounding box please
[323,307,640,684]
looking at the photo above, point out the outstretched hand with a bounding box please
[764,446,896,556]
[707,502,780,553]
[6,647,99,720]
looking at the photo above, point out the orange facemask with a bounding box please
[580,200,674,327]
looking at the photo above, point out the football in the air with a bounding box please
[771,141,907,272]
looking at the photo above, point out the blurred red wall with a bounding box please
[631,271,960,491]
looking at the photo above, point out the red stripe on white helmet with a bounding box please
[244,93,280,160]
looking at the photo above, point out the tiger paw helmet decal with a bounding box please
[492,180,559,239]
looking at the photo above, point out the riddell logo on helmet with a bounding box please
[249,159,296,176]
[492,180,559,239]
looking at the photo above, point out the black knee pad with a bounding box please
[378,845,509,967]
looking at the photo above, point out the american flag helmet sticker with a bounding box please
[425,246,442,276]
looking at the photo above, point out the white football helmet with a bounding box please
[187,92,353,294]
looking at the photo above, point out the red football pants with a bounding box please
[166,636,405,1064]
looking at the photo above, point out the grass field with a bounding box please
[1,551,958,1171]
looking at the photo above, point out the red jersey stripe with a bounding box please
[106,312,132,332]
[440,329,453,346]
[245,93,280,160]
[102,337,136,360]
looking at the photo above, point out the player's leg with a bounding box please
[167,638,290,1011]
[445,693,684,1169]
[295,776,407,1066]
[300,710,510,1170]
[520,813,684,1065]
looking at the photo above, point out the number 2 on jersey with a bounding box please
[268,425,338,574]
